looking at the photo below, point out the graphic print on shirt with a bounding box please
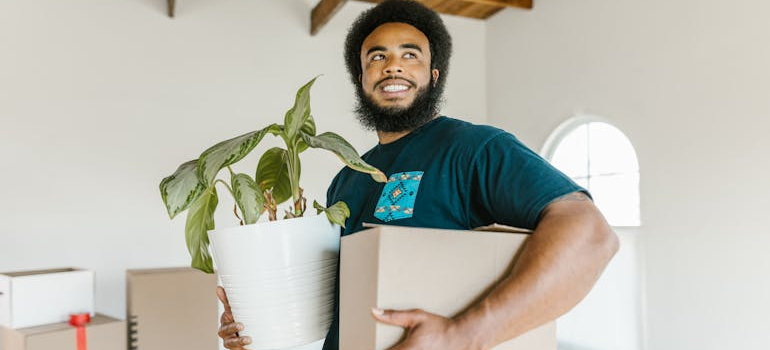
[374,171,424,222]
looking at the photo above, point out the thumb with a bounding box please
[216,286,232,314]
[371,308,424,328]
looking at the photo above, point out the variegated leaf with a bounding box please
[313,200,350,228]
[256,147,293,205]
[283,77,318,142]
[300,131,387,183]
[185,186,218,274]
[297,115,316,153]
[231,173,265,225]
[197,124,279,187]
[160,160,206,219]
[302,114,316,136]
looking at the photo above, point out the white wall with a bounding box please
[487,0,770,349]
[0,0,486,322]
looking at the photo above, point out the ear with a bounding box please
[431,69,440,86]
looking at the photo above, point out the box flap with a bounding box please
[0,268,83,278]
[363,222,533,234]
[11,314,119,336]
[126,267,199,276]
[473,223,533,234]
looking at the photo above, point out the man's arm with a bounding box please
[371,192,619,350]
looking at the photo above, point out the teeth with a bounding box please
[383,85,408,92]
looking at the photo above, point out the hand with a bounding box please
[371,307,477,350]
[217,286,253,349]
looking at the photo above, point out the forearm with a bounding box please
[454,200,619,350]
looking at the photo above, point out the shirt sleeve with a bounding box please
[470,132,589,229]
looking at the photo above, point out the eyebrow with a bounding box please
[366,45,387,56]
[365,43,424,56]
[400,43,423,52]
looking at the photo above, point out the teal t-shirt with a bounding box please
[321,116,586,350]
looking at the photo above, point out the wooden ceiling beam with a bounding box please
[355,0,531,9]
[311,0,349,36]
[462,0,532,10]
[167,0,175,18]
[310,0,532,35]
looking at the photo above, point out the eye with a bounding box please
[371,54,385,61]
[403,52,417,59]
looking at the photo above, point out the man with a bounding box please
[217,1,618,349]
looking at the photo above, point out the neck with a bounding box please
[377,130,411,144]
[376,114,439,145]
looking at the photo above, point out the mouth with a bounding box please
[376,78,415,100]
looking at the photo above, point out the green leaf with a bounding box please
[283,77,318,143]
[255,147,293,205]
[313,200,350,228]
[302,114,316,136]
[185,186,218,274]
[160,160,206,219]
[296,116,316,153]
[300,131,387,183]
[231,173,265,225]
[197,124,279,187]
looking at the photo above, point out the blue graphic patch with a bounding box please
[374,171,424,222]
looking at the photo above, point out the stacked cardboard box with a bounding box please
[1,314,125,350]
[0,268,94,329]
[340,225,556,350]
[0,268,125,350]
[126,267,218,350]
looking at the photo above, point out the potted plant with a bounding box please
[159,77,386,349]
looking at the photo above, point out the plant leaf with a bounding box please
[313,200,350,228]
[302,114,316,136]
[255,147,293,205]
[231,173,265,225]
[185,186,218,274]
[160,160,206,219]
[296,116,316,153]
[283,77,318,143]
[197,124,279,187]
[300,131,387,183]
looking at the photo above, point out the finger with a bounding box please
[224,335,252,349]
[217,286,233,314]
[220,310,234,324]
[218,322,244,338]
[371,308,425,328]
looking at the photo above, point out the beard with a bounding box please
[354,81,443,133]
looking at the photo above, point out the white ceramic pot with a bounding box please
[208,214,340,349]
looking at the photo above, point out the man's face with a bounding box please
[359,23,439,111]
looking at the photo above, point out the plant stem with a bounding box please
[213,179,234,198]
[286,144,303,217]
[214,179,242,222]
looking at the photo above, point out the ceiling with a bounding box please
[165,0,533,35]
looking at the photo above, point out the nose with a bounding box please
[383,58,403,75]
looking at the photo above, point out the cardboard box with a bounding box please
[0,313,125,350]
[126,267,218,350]
[0,268,94,329]
[340,225,556,350]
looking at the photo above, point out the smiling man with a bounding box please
[353,21,441,139]
[217,1,618,350]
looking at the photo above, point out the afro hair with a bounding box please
[344,0,453,89]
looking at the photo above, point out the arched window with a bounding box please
[544,116,644,350]
[543,116,640,227]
